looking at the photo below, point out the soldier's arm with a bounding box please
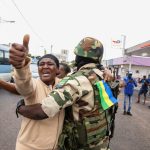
[17,77,81,119]
[17,87,78,120]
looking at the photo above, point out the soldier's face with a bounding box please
[38,58,58,85]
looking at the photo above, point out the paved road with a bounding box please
[0,89,150,150]
[0,89,22,150]
[111,90,150,150]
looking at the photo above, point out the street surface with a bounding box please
[0,89,150,150]
[0,89,22,150]
[110,90,150,150]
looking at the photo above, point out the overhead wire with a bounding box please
[10,0,45,43]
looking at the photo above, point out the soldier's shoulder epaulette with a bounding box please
[55,72,84,89]
[55,76,71,89]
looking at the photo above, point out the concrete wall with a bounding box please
[118,64,150,79]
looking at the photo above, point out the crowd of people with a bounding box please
[122,72,150,116]
[0,34,150,150]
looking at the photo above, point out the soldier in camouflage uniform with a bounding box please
[11,35,116,150]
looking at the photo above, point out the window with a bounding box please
[3,51,10,64]
[0,50,10,65]
[0,50,4,64]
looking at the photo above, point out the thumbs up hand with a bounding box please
[23,34,30,54]
[9,34,30,69]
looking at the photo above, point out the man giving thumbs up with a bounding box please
[9,35,63,150]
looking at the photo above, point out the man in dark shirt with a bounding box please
[137,75,149,104]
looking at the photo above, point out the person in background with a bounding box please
[148,74,150,96]
[147,75,150,109]
[57,62,71,79]
[137,75,149,104]
[9,34,64,150]
[123,71,137,116]
[11,36,118,150]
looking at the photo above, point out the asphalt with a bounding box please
[0,89,22,150]
[0,89,150,150]
[110,90,150,150]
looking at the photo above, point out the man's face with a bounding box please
[128,74,132,79]
[57,65,66,79]
[38,58,58,85]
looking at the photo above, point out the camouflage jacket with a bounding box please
[41,63,118,149]
[41,63,103,121]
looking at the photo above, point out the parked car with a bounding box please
[0,73,12,82]
[0,44,12,82]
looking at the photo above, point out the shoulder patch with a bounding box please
[55,77,70,88]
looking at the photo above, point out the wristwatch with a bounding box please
[16,99,25,118]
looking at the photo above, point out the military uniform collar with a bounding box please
[79,63,97,70]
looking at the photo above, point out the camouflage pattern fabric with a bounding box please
[42,63,98,120]
[41,63,113,149]
[74,37,103,62]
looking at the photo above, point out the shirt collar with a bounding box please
[79,63,97,70]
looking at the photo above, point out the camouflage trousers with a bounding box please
[78,147,110,150]
[78,139,110,150]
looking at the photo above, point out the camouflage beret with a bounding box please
[74,37,104,61]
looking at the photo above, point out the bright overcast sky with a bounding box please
[0,0,150,61]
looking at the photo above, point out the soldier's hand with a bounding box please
[103,68,113,81]
[119,80,125,88]
[9,34,30,69]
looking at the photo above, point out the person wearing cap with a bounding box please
[123,71,137,116]
[10,36,115,150]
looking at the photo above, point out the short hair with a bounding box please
[37,54,59,68]
[60,63,71,74]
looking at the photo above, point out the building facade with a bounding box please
[103,40,150,80]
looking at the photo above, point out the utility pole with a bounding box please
[121,34,126,56]
[40,46,47,55]
[121,35,128,76]
[50,45,53,54]
[121,35,132,72]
